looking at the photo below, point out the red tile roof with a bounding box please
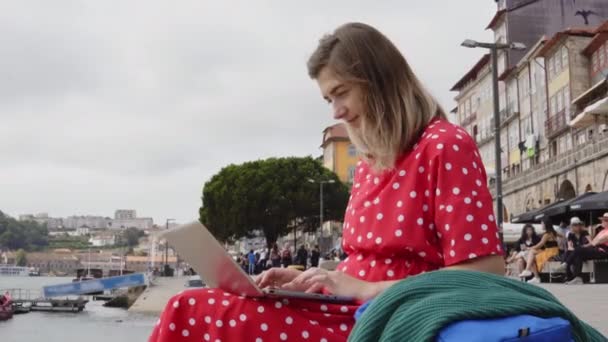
[537,27,596,57]
[320,123,349,148]
[582,21,608,56]
[451,54,491,91]
[486,9,507,30]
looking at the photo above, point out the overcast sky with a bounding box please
[0,1,495,224]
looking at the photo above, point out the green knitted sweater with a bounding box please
[349,270,606,342]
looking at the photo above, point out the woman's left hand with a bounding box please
[281,267,378,302]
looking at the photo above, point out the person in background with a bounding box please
[295,244,309,269]
[310,245,321,268]
[555,217,590,278]
[247,249,256,275]
[270,243,281,268]
[519,218,559,283]
[563,213,608,284]
[281,244,292,268]
[506,224,540,276]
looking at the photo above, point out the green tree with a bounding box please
[15,249,27,266]
[199,157,349,249]
[123,227,145,247]
[0,211,48,251]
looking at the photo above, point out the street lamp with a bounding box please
[460,39,526,248]
[164,218,175,276]
[308,178,336,239]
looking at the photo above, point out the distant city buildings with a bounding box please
[18,209,155,231]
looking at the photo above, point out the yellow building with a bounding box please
[320,123,358,185]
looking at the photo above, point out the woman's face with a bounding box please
[316,67,364,129]
[525,227,534,237]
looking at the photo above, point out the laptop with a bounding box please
[160,221,355,303]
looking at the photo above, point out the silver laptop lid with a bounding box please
[160,221,263,298]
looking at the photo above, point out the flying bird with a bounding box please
[575,9,598,25]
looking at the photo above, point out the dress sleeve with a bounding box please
[429,132,504,266]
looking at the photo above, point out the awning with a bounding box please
[569,97,608,129]
[511,208,541,223]
[569,191,608,212]
[537,192,597,219]
[533,200,566,222]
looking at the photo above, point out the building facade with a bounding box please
[320,123,358,185]
[452,1,608,222]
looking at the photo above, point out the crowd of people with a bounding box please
[506,212,608,284]
[235,243,326,275]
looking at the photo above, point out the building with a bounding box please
[26,251,81,276]
[126,255,177,273]
[320,123,358,184]
[89,233,117,247]
[63,215,109,230]
[452,1,608,221]
[115,209,136,220]
[76,251,124,275]
[18,213,63,229]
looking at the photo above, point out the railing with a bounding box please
[545,110,568,138]
[461,112,477,127]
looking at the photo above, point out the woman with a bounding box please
[270,243,281,268]
[519,218,559,283]
[506,224,540,276]
[149,22,504,342]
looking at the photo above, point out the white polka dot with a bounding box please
[205,316,212,324]
[469,253,477,259]
[360,216,365,223]
[393,182,400,189]
[423,204,429,212]
[397,214,405,222]
[373,197,380,204]
[418,166,425,173]
[376,213,384,220]
[452,187,460,195]
[366,232,373,239]
[437,232,442,238]
[476,201,483,208]
[464,197,472,204]
[397,200,403,207]
[169,323,176,331]
[466,215,474,222]
[462,167,468,175]
[464,233,472,241]
[497,244,502,251]
[453,145,460,151]
[429,223,435,230]
[364,201,371,207]
[446,205,453,212]
[450,250,455,257]
[181,329,189,337]
[451,239,455,246]
[356,254,363,261]
[341,306,348,313]
[472,191,478,196]
[445,163,452,170]
[358,270,366,277]
[456,134,463,139]
[285,316,293,324]
[280,333,288,340]
[188,298,196,306]
[340,324,348,331]
[350,227,354,234]
[399,170,406,176]
[437,143,444,150]
[374,177,379,185]
[417,218,424,225]
[204,334,210,341]
[216,320,223,327]
[482,238,489,244]
[156,318,161,326]
[445,224,450,231]
[432,134,439,139]
[375,237,383,244]
[222,300,229,306]
[208,298,215,305]
[385,258,392,264]
[475,179,482,186]
[239,314,247,322]
[371,260,377,267]
[173,301,180,308]
[473,161,478,169]
[410,191,417,198]
[255,339,262,342]
[436,189,441,196]
[321,339,328,342]
[425,190,430,197]
[357,235,362,243]
[416,152,421,159]
[260,323,268,331]
[387,270,395,277]
[188,318,196,326]
[419,251,427,257]
[302,331,310,339]
[275,301,282,309]
[481,224,488,231]
[320,304,329,312]
[489,215,495,222]
[257,306,264,313]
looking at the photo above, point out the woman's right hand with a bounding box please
[255,268,302,290]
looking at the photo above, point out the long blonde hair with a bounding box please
[307,22,446,170]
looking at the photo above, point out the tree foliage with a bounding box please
[15,249,27,266]
[0,211,49,251]
[199,157,349,248]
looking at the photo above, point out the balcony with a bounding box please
[500,104,519,127]
[545,110,568,139]
[461,112,477,127]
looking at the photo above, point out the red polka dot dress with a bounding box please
[148,118,503,342]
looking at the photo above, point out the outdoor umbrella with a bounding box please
[537,192,597,223]
[569,191,608,212]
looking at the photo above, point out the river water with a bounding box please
[1,276,157,342]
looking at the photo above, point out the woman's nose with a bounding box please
[333,104,347,120]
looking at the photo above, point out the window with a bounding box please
[561,47,568,71]
[557,89,563,112]
[554,52,562,75]
[592,52,599,73]
[563,86,570,116]
[550,95,556,115]
[347,144,357,157]
[600,46,606,69]
[548,57,555,79]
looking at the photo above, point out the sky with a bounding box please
[0,1,496,224]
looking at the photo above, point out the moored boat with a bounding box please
[0,292,14,320]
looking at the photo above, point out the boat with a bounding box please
[12,301,32,314]
[30,298,87,312]
[28,267,40,277]
[0,265,29,277]
[0,292,14,320]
